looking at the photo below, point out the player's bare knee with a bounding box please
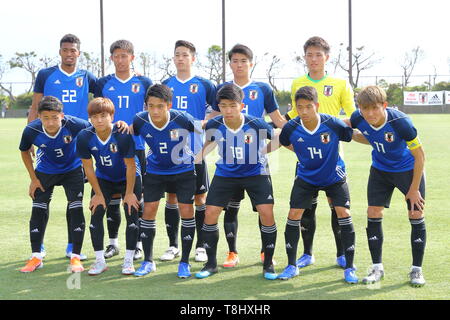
[288,208,303,220]
[334,206,350,218]
[367,206,383,218]
[179,203,194,219]
[166,192,178,204]
[194,194,206,206]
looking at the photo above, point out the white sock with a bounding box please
[95,250,105,263]
[32,252,42,260]
[125,250,135,261]
[136,241,142,250]
[373,263,384,270]
[109,238,119,247]
[71,253,80,259]
[411,265,422,272]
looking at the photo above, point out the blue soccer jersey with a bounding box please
[19,116,90,174]
[350,108,418,172]
[212,81,279,118]
[163,76,216,155]
[205,114,274,178]
[76,124,140,182]
[133,110,200,175]
[34,65,96,120]
[95,74,153,150]
[279,114,353,186]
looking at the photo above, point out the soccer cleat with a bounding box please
[20,257,43,273]
[362,266,384,284]
[65,243,88,261]
[223,252,239,268]
[277,265,300,280]
[134,261,156,277]
[296,254,315,268]
[160,246,180,261]
[344,267,358,284]
[263,264,278,280]
[195,265,218,279]
[177,262,192,278]
[70,257,85,273]
[409,268,425,287]
[88,260,108,276]
[260,252,277,266]
[40,244,46,259]
[133,248,143,261]
[104,245,120,259]
[336,255,346,268]
[195,247,208,262]
[121,258,135,275]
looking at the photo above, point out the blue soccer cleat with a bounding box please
[296,254,315,268]
[195,265,218,279]
[40,244,46,259]
[344,267,359,284]
[177,262,191,279]
[134,261,156,277]
[263,265,278,280]
[277,265,299,280]
[336,255,346,268]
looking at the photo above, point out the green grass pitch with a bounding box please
[0,115,449,300]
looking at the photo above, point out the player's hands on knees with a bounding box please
[116,121,130,134]
[123,193,140,215]
[405,189,425,214]
[90,194,106,213]
[29,179,45,200]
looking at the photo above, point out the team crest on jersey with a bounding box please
[189,84,199,94]
[244,134,253,144]
[249,90,258,100]
[170,129,179,140]
[109,143,118,153]
[320,132,331,144]
[384,132,395,143]
[63,135,73,144]
[324,85,333,97]
[76,77,84,88]
[131,83,140,93]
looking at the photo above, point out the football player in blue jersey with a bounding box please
[160,40,216,263]
[194,84,278,280]
[349,86,426,287]
[269,86,359,283]
[28,34,95,260]
[19,96,90,273]
[208,44,286,268]
[95,40,153,261]
[77,97,142,276]
[132,84,200,278]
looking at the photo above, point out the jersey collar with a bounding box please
[306,73,328,83]
[114,73,135,84]
[58,65,78,77]
[223,114,245,134]
[232,80,252,90]
[176,75,195,84]
[300,113,321,135]
[95,124,114,145]
[368,110,388,131]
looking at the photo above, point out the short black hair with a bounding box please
[38,96,63,113]
[295,86,318,104]
[110,39,134,55]
[216,84,244,103]
[145,84,173,104]
[174,40,196,55]
[60,34,80,50]
[303,36,330,54]
[228,44,253,62]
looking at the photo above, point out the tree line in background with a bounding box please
[1,45,449,109]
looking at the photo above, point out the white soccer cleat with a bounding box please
[362,266,384,284]
[195,247,208,262]
[88,260,108,276]
[122,258,135,275]
[160,246,180,261]
[409,268,425,287]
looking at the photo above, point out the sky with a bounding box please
[1,0,449,93]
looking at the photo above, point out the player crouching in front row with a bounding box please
[77,97,141,276]
[267,86,360,284]
[19,96,90,273]
[195,84,278,280]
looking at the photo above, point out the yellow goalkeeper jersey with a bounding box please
[287,74,356,119]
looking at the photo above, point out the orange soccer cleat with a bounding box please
[223,252,239,268]
[20,257,43,273]
[70,256,85,273]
